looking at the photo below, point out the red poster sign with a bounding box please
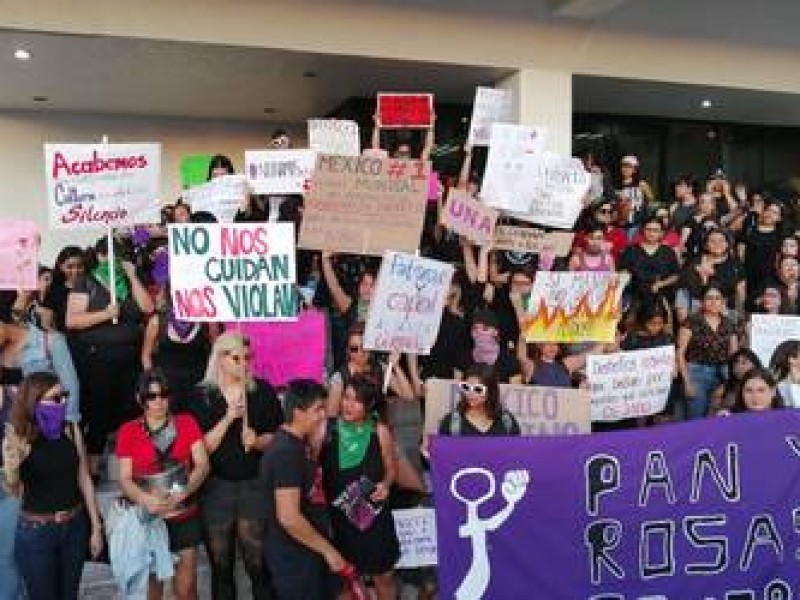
[378,93,434,128]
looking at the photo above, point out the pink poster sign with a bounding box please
[0,220,38,290]
[227,308,326,386]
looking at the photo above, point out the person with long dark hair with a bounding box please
[438,363,520,436]
[3,371,103,599]
[677,284,739,419]
[770,340,800,408]
[66,237,154,478]
[116,369,210,600]
[318,375,400,600]
[41,246,85,332]
[730,368,784,413]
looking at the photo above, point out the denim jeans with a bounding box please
[15,509,88,600]
[685,362,727,419]
[0,484,20,600]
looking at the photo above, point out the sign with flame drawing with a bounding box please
[522,271,628,343]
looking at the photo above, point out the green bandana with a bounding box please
[337,418,374,471]
[93,260,130,302]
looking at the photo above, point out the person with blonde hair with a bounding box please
[188,332,283,600]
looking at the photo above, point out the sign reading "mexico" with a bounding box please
[44,143,161,229]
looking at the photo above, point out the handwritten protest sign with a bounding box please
[587,346,675,422]
[0,220,38,290]
[225,309,325,386]
[377,93,433,128]
[308,119,360,156]
[364,252,453,354]
[432,411,800,598]
[183,175,249,222]
[441,191,498,246]
[523,271,628,343]
[750,313,800,369]
[299,155,430,256]
[168,223,297,322]
[393,508,438,569]
[480,124,547,213]
[509,151,590,229]
[45,143,161,229]
[424,379,590,436]
[245,149,315,195]
[493,226,574,257]
[467,87,513,146]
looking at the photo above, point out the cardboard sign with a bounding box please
[183,174,249,222]
[393,508,438,569]
[245,149,316,195]
[587,346,675,422]
[225,309,325,386]
[480,124,547,213]
[431,411,800,598]
[493,226,574,257]
[0,220,38,290]
[377,93,434,128]
[441,191,498,246]
[308,119,360,157]
[168,223,297,322]
[424,379,591,436]
[45,143,161,229]
[299,154,430,256]
[467,87,513,146]
[510,151,590,229]
[523,271,628,343]
[750,313,800,369]
[364,252,453,354]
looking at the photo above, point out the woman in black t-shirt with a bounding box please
[66,238,153,477]
[3,371,103,599]
[41,245,85,333]
[438,363,520,437]
[189,332,283,600]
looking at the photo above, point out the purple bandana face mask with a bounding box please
[472,330,500,365]
[35,402,67,440]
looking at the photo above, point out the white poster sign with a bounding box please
[509,151,591,229]
[393,508,438,569]
[245,149,316,195]
[480,123,547,213]
[45,143,161,229]
[587,346,675,422]
[467,87,513,146]
[364,252,454,354]
[750,314,800,369]
[168,223,297,322]
[183,174,249,222]
[308,119,360,156]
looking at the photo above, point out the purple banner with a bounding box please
[431,411,800,599]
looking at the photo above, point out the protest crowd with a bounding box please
[1,90,799,600]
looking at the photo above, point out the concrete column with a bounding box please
[498,69,573,156]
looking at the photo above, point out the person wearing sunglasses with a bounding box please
[3,371,103,599]
[116,369,209,600]
[438,363,520,437]
[573,200,627,263]
[188,332,284,600]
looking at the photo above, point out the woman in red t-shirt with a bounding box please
[116,369,210,600]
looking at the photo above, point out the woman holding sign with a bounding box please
[188,332,283,600]
[66,237,154,478]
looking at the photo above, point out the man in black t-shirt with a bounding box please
[261,380,347,600]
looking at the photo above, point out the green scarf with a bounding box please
[337,418,374,471]
[93,260,130,302]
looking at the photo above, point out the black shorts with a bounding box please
[200,476,265,525]
[166,513,203,552]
